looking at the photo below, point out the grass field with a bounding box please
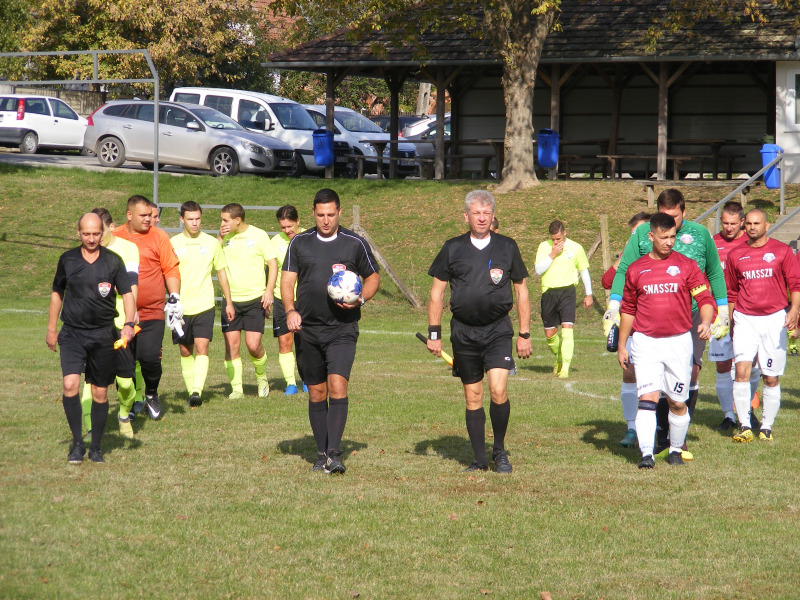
[2,165,800,599]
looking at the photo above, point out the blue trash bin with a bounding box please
[313,129,334,167]
[760,143,783,190]
[537,129,560,169]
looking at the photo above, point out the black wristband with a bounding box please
[124,322,136,328]
[518,331,530,339]
[428,325,442,340]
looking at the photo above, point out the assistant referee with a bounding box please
[281,188,380,475]
[47,213,135,464]
[427,190,532,473]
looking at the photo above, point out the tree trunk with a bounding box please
[488,2,555,193]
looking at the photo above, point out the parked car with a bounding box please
[370,114,427,138]
[404,116,452,163]
[0,94,88,154]
[304,105,421,177]
[83,100,296,176]
[169,87,352,177]
[402,112,449,138]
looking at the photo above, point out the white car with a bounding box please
[0,94,88,154]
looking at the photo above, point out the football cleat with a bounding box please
[188,392,202,407]
[492,448,512,473]
[749,411,761,432]
[145,393,162,420]
[68,442,86,464]
[257,377,269,398]
[638,454,655,469]
[733,427,754,443]
[324,451,346,474]
[132,401,145,416]
[228,390,244,400]
[302,382,308,393]
[758,429,773,441]
[681,450,694,461]
[463,461,488,472]
[284,384,299,396]
[118,416,134,440]
[716,417,737,431]
[88,448,105,463]
[312,453,327,472]
[620,429,638,447]
[667,451,685,466]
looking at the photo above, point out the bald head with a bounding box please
[744,208,769,244]
[77,212,104,252]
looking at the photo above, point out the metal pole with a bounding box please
[142,50,160,204]
[780,153,785,215]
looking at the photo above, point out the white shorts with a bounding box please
[630,331,692,402]
[708,333,733,362]
[732,310,787,377]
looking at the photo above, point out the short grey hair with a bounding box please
[464,189,495,213]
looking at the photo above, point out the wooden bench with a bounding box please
[633,180,761,207]
[346,154,435,179]
[447,153,497,179]
[560,154,607,179]
[598,154,714,180]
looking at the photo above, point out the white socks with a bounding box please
[732,381,752,428]
[715,371,735,421]
[761,384,780,430]
[668,411,691,453]
[621,382,638,429]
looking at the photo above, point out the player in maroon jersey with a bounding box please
[709,201,759,431]
[725,209,800,442]
[617,212,716,469]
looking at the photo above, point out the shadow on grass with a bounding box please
[579,419,641,465]
[413,435,474,468]
[276,436,368,465]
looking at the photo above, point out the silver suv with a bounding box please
[84,100,296,176]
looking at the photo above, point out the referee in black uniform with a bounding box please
[46,213,135,464]
[427,190,532,473]
[281,188,380,474]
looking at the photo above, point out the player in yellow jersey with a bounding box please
[171,201,235,407]
[219,203,278,399]
[534,219,593,379]
[79,208,140,440]
[271,205,307,395]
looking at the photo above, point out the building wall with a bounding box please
[458,62,771,178]
[776,61,800,183]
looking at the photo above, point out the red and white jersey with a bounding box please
[713,232,748,272]
[725,238,800,316]
[621,251,715,338]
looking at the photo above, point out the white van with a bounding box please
[169,87,351,177]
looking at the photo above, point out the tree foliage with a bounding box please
[17,0,272,95]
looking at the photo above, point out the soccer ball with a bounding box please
[327,270,362,305]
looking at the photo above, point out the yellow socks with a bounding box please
[278,352,297,387]
[251,352,268,379]
[180,355,195,394]
[559,328,574,377]
[116,377,136,418]
[80,382,92,433]
[225,358,243,394]
[194,354,209,397]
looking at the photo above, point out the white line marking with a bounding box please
[563,381,617,401]
[0,309,46,315]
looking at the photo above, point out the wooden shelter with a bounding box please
[264,0,800,181]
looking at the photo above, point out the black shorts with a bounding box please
[541,286,577,329]
[272,299,290,338]
[691,310,706,368]
[295,322,359,386]
[172,308,215,345]
[450,316,515,385]
[58,324,117,387]
[221,298,265,334]
[130,319,164,364]
[114,329,135,379]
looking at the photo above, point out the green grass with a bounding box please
[2,165,800,599]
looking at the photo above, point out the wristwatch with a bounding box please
[359,297,365,306]
[518,332,531,339]
[124,321,136,328]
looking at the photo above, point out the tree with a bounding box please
[18,0,272,95]
[0,0,29,80]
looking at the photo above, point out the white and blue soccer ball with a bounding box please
[327,270,362,305]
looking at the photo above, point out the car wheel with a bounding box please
[288,154,306,178]
[19,132,38,154]
[210,147,239,176]
[140,162,155,171]
[97,136,126,167]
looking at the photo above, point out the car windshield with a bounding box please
[189,106,245,130]
[270,103,317,130]
[335,110,384,133]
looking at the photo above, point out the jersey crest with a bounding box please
[332,263,346,273]
[680,233,694,245]
[98,282,112,297]
[666,265,681,277]
[490,268,503,284]
[763,253,776,263]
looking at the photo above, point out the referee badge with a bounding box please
[490,268,503,284]
[98,282,112,297]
